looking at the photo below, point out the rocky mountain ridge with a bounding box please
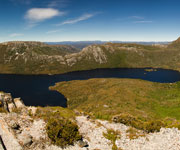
[0,37,180,74]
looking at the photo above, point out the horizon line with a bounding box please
[0,40,172,43]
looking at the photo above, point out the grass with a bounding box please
[35,106,76,122]
[50,78,180,130]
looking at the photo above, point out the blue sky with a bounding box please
[1,0,180,42]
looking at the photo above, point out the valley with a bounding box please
[1,39,180,149]
[1,0,180,149]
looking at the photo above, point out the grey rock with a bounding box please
[77,140,89,148]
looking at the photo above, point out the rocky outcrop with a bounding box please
[0,92,25,112]
[0,93,87,150]
[0,113,88,150]
[1,92,180,150]
[63,45,108,66]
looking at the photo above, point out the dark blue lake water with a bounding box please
[0,68,180,107]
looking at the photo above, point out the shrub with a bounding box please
[112,113,144,130]
[103,129,121,150]
[126,127,145,140]
[112,113,167,133]
[144,120,165,133]
[46,118,82,148]
[12,108,22,114]
[0,107,6,113]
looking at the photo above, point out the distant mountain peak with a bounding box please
[173,37,180,43]
[167,37,180,49]
[2,41,47,46]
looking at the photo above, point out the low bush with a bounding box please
[46,118,82,148]
[126,127,145,139]
[113,113,166,133]
[103,129,121,150]
[112,113,144,130]
[12,108,22,114]
[0,107,6,113]
[144,120,165,133]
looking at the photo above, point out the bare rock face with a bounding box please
[0,115,22,150]
[63,45,108,67]
[80,45,107,64]
[8,102,16,112]
[0,92,25,112]
[14,98,25,109]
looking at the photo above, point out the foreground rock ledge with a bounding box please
[0,92,180,150]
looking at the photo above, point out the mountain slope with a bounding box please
[168,37,180,49]
[0,41,80,74]
[0,38,180,74]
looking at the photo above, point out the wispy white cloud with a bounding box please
[57,13,95,26]
[127,15,153,24]
[129,16,144,20]
[46,29,62,34]
[9,33,24,37]
[133,20,153,23]
[25,8,64,22]
[117,15,144,22]
[25,8,65,29]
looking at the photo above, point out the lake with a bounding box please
[0,68,180,107]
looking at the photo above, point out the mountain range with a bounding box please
[0,38,179,74]
[46,41,170,50]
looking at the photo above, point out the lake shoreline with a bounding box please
[0,67,179,76]
[0,68,180,107]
